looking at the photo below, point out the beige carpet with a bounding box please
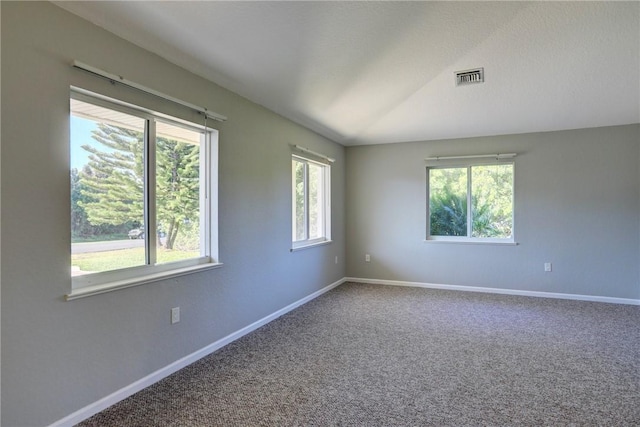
[78,282,640,426]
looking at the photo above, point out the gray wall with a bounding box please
[2,2,639,426]
[1,3,345,426]
[346,125,640,299]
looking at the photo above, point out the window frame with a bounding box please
[426,158,516,245]
[291,154,332,250]
[68,89,220,299]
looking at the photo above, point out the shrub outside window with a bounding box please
[427,162,514,243]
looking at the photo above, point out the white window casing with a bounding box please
[67,89,220,300]
[291,153,332,251]
[426,154,516,245]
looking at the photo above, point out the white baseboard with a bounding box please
[345,277,640,306]
[50,277,347,427]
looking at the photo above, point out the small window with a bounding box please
[427,162,514,243]
[70,91,219,294]
[292,155,331,249]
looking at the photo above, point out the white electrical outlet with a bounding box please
[544,262,552,272]
[365,254,371,262]
[171,307,180,324]
[335,256,338,264]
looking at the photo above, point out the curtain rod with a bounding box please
[425,153,516,161]
[293,145,335,163]
[294,145,336,163]
[72,61,227,122]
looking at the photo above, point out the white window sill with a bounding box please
[424,239,518,246]
[290,239,333,252]
[66,262,223,301]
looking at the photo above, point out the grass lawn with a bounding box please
[72,247,199,273]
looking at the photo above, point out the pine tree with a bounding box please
[156,137,200,249]
[78,124,200,250]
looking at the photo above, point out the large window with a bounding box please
[70,90,219,295]
[427,161,514,243]
[292,155,331,249]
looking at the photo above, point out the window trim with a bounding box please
[291,154,332,250]
[68,89,220,298]
[426,158,515,244]
[66,263,222,301]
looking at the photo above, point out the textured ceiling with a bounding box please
[55,1,640,146]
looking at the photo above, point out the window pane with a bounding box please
[471,164,513,238]
[155,122,202,263]
[308,162,324,239]
[429,168,468,236]
[293,159,306,241]
[70,99,146,275]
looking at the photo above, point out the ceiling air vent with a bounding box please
[455,68,484,86]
